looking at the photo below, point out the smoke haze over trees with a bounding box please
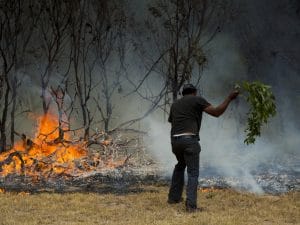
[0,0,299,167]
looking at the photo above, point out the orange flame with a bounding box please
[0,114,88,177]
[200,187,221,193]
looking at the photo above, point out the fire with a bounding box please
[0,114,90,177]
[200,187,221,193]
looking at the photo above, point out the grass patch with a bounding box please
[0,186,299,225]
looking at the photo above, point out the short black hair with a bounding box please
[182,84,197,96]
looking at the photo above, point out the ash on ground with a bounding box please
[199,168,299,195]
[0,129,299,194]
[0,162,299,195]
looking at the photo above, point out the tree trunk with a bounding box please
[0,73,10,152]
[10,77,18,147]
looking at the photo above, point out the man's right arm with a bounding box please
[204,90,239,117]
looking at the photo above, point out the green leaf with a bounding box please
[239,81,277,145]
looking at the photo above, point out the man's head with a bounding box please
[182,84,197,96]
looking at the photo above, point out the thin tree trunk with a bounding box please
[10,81,17,147]
[0,76,10,152]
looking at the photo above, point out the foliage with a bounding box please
[238,81,276,145]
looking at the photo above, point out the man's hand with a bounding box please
[228,90,239,100]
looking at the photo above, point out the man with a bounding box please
[167,84,239,212]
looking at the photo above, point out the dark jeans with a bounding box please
[168,137,200,208]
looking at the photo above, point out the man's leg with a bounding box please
[168,142,186,203]
[184,142,200,209]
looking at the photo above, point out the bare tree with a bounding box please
[0,0,35,151]
[49,86,68,142]
[131,0,229,104]
[35,0,70,115]
[68,0,97,140]
[0,0,14,151]
[90,0,128,133]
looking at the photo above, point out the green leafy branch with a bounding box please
[236,81,277,145]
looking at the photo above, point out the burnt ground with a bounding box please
[0,162,299,195]
[1,129,298,195]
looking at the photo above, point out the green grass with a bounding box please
[0,186,299,225]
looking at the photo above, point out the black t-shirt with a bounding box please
[168,95,210,137]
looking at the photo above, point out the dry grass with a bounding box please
[0,186,299,225]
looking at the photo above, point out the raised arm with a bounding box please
[204,90,239,117]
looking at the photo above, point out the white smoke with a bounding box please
[142,33,300,194]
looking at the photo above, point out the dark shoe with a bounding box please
[167,198,183,204]
[186,206,204,213]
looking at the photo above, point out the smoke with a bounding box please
[1,0,298,193]
[142,0,300,194]
[144,94,299,194]
[143,119,173,171]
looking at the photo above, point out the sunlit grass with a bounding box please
[0,186,299,225]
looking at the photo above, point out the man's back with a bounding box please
[168,95,210,137]
[167,84,239,212]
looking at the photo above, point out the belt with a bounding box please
[171,135,198,140]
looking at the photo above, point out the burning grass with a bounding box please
[0,186,299,225]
